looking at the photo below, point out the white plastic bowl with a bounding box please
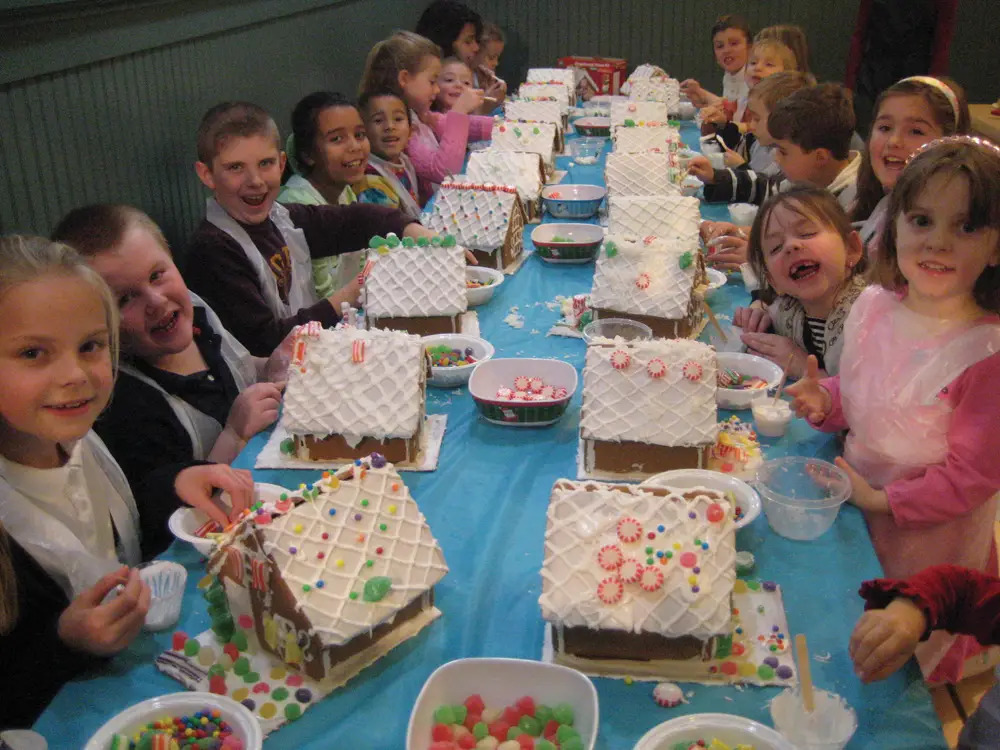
[715,352,783,410]
[634,713,796,750]
[755,457,851,541]
[138,560,187,631]
[84,692,262,750]
[770,688,858,749]
[570,136,605,164]
[542,184,607,219]
[407,658,598,750]
[465,266,505,306]
[423,333,495,388]
[468,357,578,426]
[639,468,761,530]
[168,483,288,556]
[679,176,702,197]
[531,222,605,263]
[705,267,727,292]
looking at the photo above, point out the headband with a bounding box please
[907,134,1000,166]
[898,76,960,128]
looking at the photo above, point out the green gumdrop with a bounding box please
[183,638,201,657]
[714,633,733,659]
[369,235,387,249]
[233,656,250,675]
[604,241,618,258]
[205,585,226,605]
[624,118,636,127]
[417,236,430,247]
[285,703,302,721]
[431,236,443,247]
[678,250,693,270]
[402,236,416,248]
[507,726,524,740]
[243,670,260,684]
[441,235,457,248]
[561,738,585,750]
[533,127,540,134]
[231,630,249,652]
[386,233,401,248]
[554,703,576,727]
[473,721,489,740]
[536,740,556,750]
[433,705,456,725]
[758,664,776,680]
[363,576,392,602]
[212,617,235,642]
[207,664,225,678]
[747,580,762,591]
[577,310,593,328]
[452,704,467,724]
[279,437,295,455]
[135,736,153,750]
[513,127,522,137]
[519,715,542,736]
[535,705,553,725]
[272,686,289,701]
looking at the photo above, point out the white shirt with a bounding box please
[722,68,749,103]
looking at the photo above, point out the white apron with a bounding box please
[840,286,1000,680]
[205,198,318,320]
[0,433,141,598]
[118,292,257,460]
[366,154,423,220]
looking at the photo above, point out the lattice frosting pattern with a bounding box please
[465,150,544,203]
[628,79,681,112]
[364,244,466,319]
[606,151,678,196]
[540,480,735,639]
[505,99,563,125]
[612,124,681,154]
[490,120,556,164]
[608,196,701,242]
[610,100,669,127]
[423,184,519,250]
[590,235,699,319]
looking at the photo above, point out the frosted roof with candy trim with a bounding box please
[605,151,678,196]
[364,243,467,319]
[422,181,520,251]
[465,149,545,202]
[490,120,556,164]
[608,195,700,242]
[610,100,669,127]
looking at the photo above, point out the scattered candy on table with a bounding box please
[651,681,684,708]
[427,345,479,368]
[426,693,583,750]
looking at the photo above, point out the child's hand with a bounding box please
[261,327,299,383]
[740,333,808,377]
[785,355,832,423]
[733,304,771,333]
[700,221,743,242]
[687,156,715,184]
[835,457,890,513]
[58,567,150,656]
[328,275,363,313]
[705,235,748,270]
[226,382,283,442]
[174,464,254,526]
[849,598,926,683]
[680,79,707,107]
[723,145,745,167]
[452,87,486,114]
[700,103,727,126]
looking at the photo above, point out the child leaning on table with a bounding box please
[184,100,433,357]
[733,187,866,379]
[0,236,253,727]
[850,564,1000,749]
[787,137,1000,684]
[680,14,752,111]
[355,90,423,220]
[359,31,493,205]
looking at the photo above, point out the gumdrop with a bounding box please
[295,687,313,703]
[505,726,523,741]
[209,674,227,695]
[487,720,510,741]
[429,743,457,750]
[183,638,200,657]
[535,740,556,750]
[553,703,575,726]
[208,663,226,678]
[197,646,216,666]
[402,236,416,248]
[230,630,249,652]
[171,631,188,651]
[432,724,454,742]
[543,719,560,738]
[457,734,477,749]
[518,715,541,736]
[534,705,553,725]
[441,235,457,248]
[223,642,240,662]
[561,737,584,750]
[452,705,468,725]
[464,712,482,731]
[472,720,488,739]
[502,706,521,725]
[434,705,458,725]
[233,657,250,676]
[557,725,581,744]
[516,734,534,750]
[514,696,535,717]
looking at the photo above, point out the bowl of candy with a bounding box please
[168,483,289,556]
[715,352,783,410]
[423,333,495,388]
[676,147,699,169]
[569,136,605,164]
[531,223,604,263]
[679,175,703,197]
[84,692,262,750]
[465,266,505,306]
[755,457,851,541]
[640,469,761,530]
[468,358,578,427]
[573,116,611,138]
[633,713,796,750]
[580,317,653,345]
[407,657,599,750]
[541,184,607,219]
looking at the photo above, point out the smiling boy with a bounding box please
[354,90,422,219]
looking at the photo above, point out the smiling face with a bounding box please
[399,54,441,115]
[195,134,286,225]
[895,173,1000,317]
[761,202,862,316]
[364,95,411,161]
[0,274,113,467]
[307,106,370,189]
[869,94,945,191]
[87,225,194,366]
[453,22,480,65]
[746,96,773,145]
[746,50,787,88]
[713,28,749,75]
[436,60,474,110]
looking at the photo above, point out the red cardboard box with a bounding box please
[558,55,628,100]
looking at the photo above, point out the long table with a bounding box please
[35,123,947,749]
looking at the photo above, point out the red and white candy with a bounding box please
[597,544,624,571]
[617,516,643,543]
[635,272,652,290]
[597,576,624,605]
[682,360,703,382]
[618,557,643,584]
[496,386,514,400]
[652,682,684,707]
[513,375,531,391]
[529,377,544,393]
[640,565,664,592]
[646,358,667,379]
[610,349,631,370]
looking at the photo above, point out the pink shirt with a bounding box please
[406,110,494,204]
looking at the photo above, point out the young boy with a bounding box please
[185,101,432,356]
[354,90,422,220]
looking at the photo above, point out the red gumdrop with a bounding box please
[457,734,477,749]
[544,719,561,738]
[463,694,486,715]
[515,695,536,717]
[171,631,188,651]
[502,706,522,725]
[223,643,239,661]
[488,720,510,741]
[463,712,482,731]
[431,724,453,742]
[208,675,227,695]
[517,734,535,750]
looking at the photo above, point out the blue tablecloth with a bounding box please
[35,124,947,749]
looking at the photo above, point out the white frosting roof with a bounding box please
[580,336,718,446]
[490,120,556,164]
[465,150,544,202]
[504,99,563,125]
[283,327,425,442]
[608,195,700,242]
[423,182,519,250]
[606,151,678,196]
[612,124,681,153]
[364,243,467,319]
[539,479,735,638]
[610,100,669,127]
[257,463,447,647]
[590,234,699,320]
[525,68,576,97]
[628,79,680,111]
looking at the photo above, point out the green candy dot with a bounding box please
[679,251,693,270]
[285,703,302,721]
[233,656,250,675]
[231,631,248,652]
[183,638,200,657]
[368,236,387,249]
[507,726,524,740]
[379,523,387,531]
[272,687,289,701]
[302,584,311,592]
[208,664,225,678]
[363,576,392,602]
[624,118,636,127]
[645,546,653,554]
[561,737,585,750]
[758,664,776,680]
[452,704,467,724]
[366,559,374,568]
[604,241,618,258]
[349,591,358,600]
[747,580,762,591]
[402,236,416,248]
[665,551,673,559]
[519,715,542,736]
[417,236,430,247]
[433,705,457,724]
[473,721,489,740]
[557,723,580,742]
[279,437,295,455]
[360,499,369,507]
[243,671,260,684]
[647,557,655,565]
[386,234,401,248]
[536,741,556,750]
[553,703,575,726]
[431,236,443,247]
[441,235,457,248]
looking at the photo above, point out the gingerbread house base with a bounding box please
[295,426,422,465]
[368,314,461,336]
[592,304,706,340]
[557,624,710,662]
[583,438,709,478]
[527,197,544,224]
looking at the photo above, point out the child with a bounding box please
[278,92,370,299]
[680,14,752,109]
[359,31,492,204]
[184,101,431,357]
[472,22,507,112]
[0,235,253,726]
[851,76,969,254]
[53,204,285,486]
[355,90,422,219]
[434,57,475,114]
[733,188,866,378]
[851,564,1000,747]
[755,24,811,75]
[416,0,482,66]
[787,137,1000,683]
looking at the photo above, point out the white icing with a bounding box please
[605,151,679,196]
[628,79,681,111]
[525,68,576,99]
[423,184,521,251]
[610,100,669,127]
[608,195,700,242]
[612,124,681,154]
[465,150,544,203]
[580,337,718,446]
[539,480,735,638]
[364,244,467,319]
[490,120,556,165]
[504,99,563,125]
[282,327,425,442]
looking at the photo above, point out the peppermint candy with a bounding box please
[529,377,544,393]
[610,349,631,370]
[539,385,556,400]
[596,576,624,605]
[496,386,513,399]
[635,272,652,290]
[513,390,530,401]
[618,557,643,584]
[642,235,657,245]
[513,375,531,391]
[652,682,684,707]
[597,544,624,571]
[640,565,664,592]
[617,516,643,543]
[683,360,703,382]
[647,358,667,379]
[553,387,569,399]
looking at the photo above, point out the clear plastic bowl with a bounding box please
[570,137,604,164]
[754,457,851,540]
[581,317,653,344]
[770,688,858,749]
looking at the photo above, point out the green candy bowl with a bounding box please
[468,358,578,427]
[573,116,611,137]
[531,223,604,264]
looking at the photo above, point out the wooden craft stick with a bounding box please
[483,96,500,103]
[795,633,815,712]
[703,300,727,343]
[773,353,795,407]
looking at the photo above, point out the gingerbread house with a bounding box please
[281,326,428,464]
[579,337,718,477]
[620,63,670,95]
[611,123,682,154]
[608,194,700,242]
[525,67,577,101]
[465,149,546,222]
[207,456,448,683]
[605,151,680,196]
[628,79,681,114]
[589,234,707,339]
[504,98,568,138]
[422,179,527,270]
[610,100,669,128]
[363,234,468,335]
[491,119,558,171]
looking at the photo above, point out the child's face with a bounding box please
[870,94,945,191]
[436,61,474,110]
[746,97,773,145]
[477,39,504,72]
[196,134,285,225]
[0,274,113,464]
[399,55,441,114]
[713,28,749,75]
[309,106,370,187]
[88,226,194,364]
[895,173,1000,310]
[774,140,821,183]
[746,50,786,88]
[364,95,411,160]
[761,203,862,309]
[453,22,480,66]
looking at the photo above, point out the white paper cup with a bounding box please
[707,152,726,169]
[730,202,759,225]
[138,561,187,631]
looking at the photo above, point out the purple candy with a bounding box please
[688,511,696,519]
[762,580,777,591]
[295,687,313,703]
[763,656,779,668]
[241,698,256,711]
[692,585,700,593]
[776,665,794,679]
[354,513,362,521]
[772,625,780,632]
[370,453,387,468]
